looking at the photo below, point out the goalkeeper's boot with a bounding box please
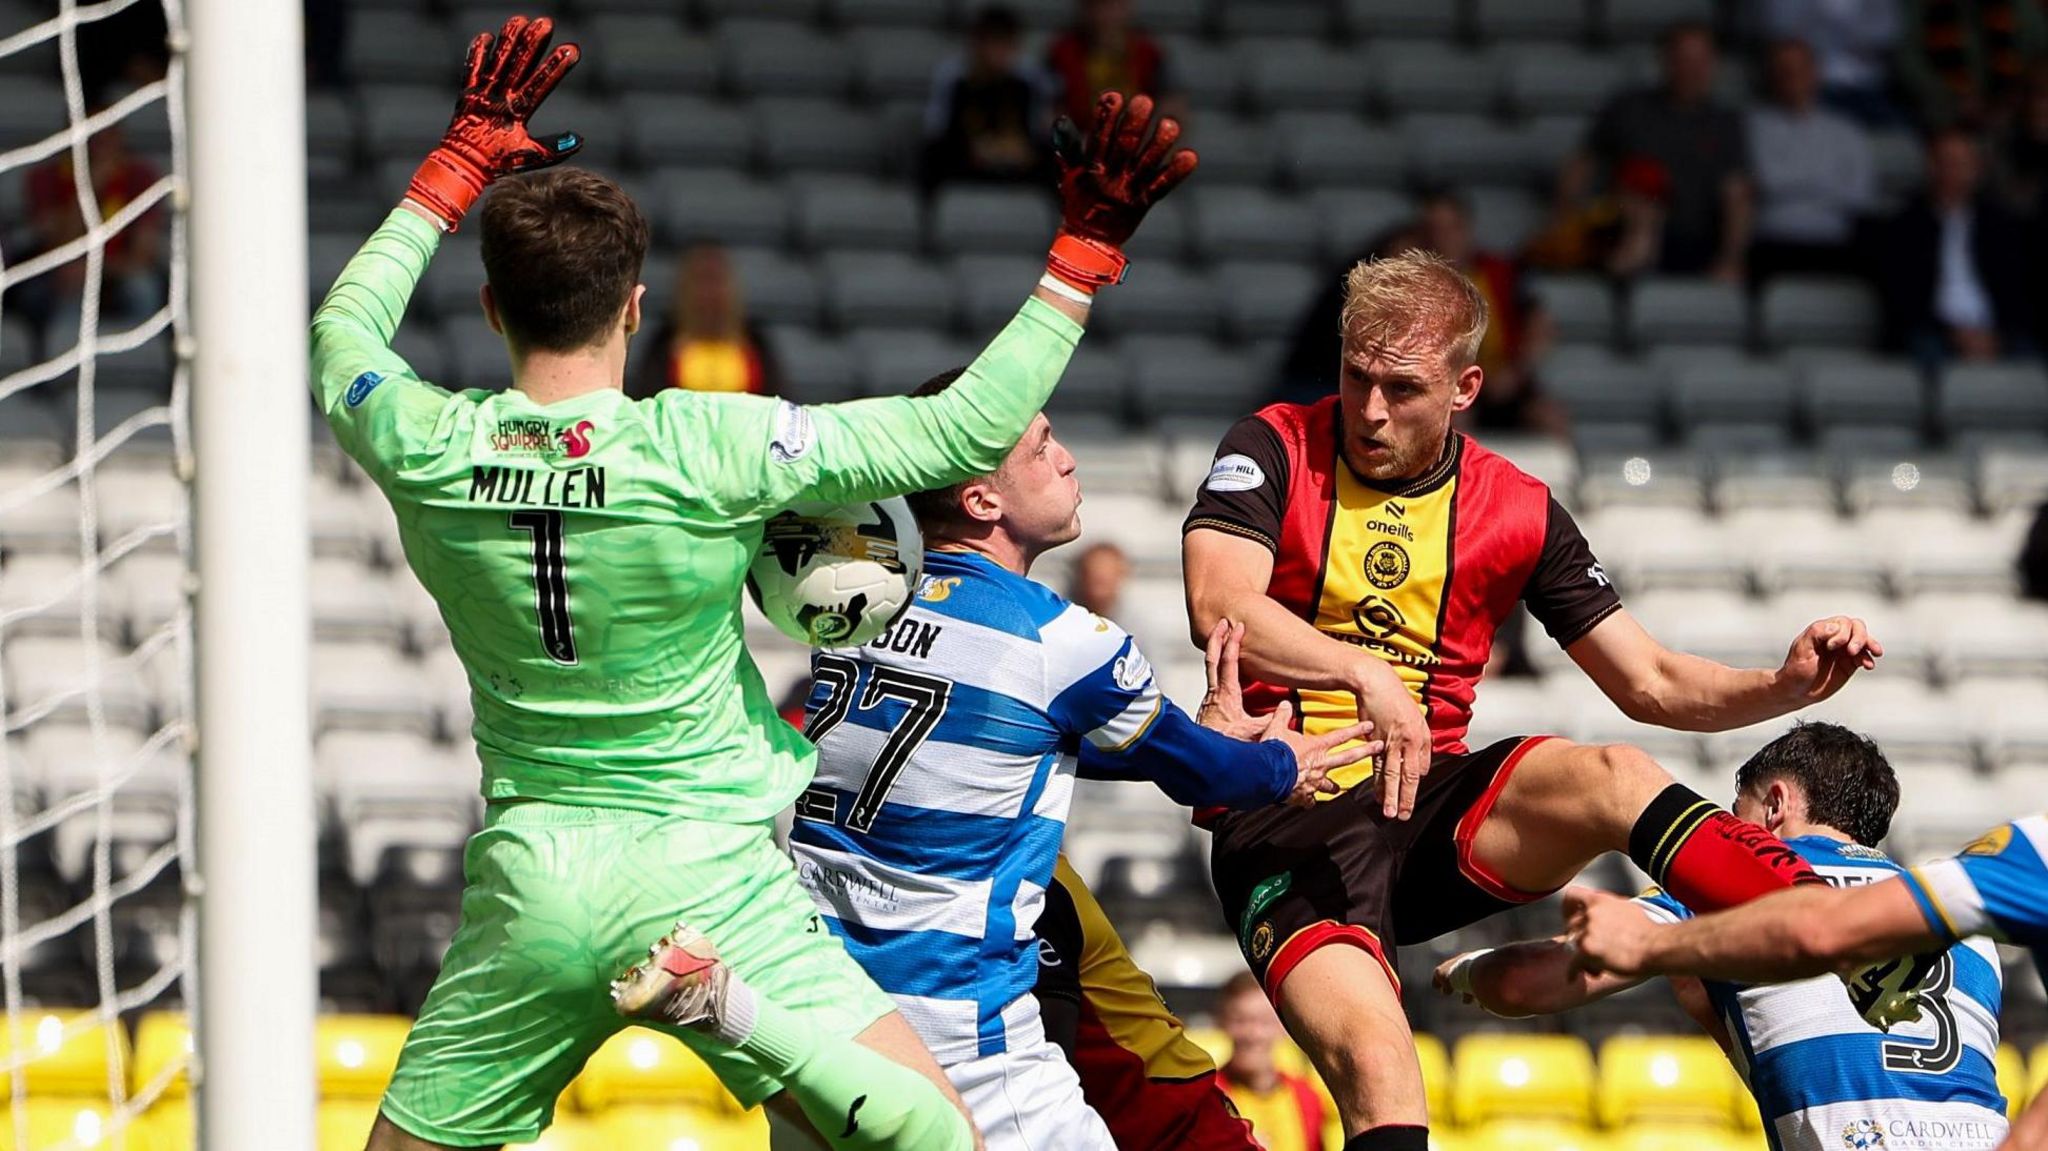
[610,922,731,1031]
[1840,951,1939,1032]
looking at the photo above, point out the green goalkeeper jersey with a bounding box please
[308,209,1082,822]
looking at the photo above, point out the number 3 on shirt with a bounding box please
[510,509,578,665]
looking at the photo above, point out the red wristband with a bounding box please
[1044,231,1129,293]
[406,147,490,232]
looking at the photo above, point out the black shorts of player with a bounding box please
[1034,873,1085,1060]
[1208,735,1558,998]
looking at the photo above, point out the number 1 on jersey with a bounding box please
[510,509,578,665]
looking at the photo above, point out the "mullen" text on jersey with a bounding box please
[469,465,608,509]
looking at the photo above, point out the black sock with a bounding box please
[1626,782,1717,884]
[1343,1125,1430,1151]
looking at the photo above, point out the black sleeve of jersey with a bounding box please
[1522,496,1623,648]
[1181,415,1290,552]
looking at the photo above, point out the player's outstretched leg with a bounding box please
[1271,944,1429,1150]
[614,923,975,1151]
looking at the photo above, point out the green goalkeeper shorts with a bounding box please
[378,800,897,1146]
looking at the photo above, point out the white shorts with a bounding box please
[946,1038,1119,1151]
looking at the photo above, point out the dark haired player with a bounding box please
[307,16,1194,1150]
[1437,723,2010,1151]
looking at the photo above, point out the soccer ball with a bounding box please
[748,498,924,648]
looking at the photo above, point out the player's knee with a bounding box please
[1580,741,1672,826]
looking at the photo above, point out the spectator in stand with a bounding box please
[1877,126,2033,368]
[1213,972,1329,1151]
[1066,541,1186,662]
[628,245,783,399]
[919,5,1055,195]
[1747,37,1879,281]
[15,112,165,357]
[1414,190,1568,442]
[1757,0,1904,126]
[1553,21,1753,281]
[1897,0,2047,129]
[1045,0,1178,129]
[1993,60,2048,212]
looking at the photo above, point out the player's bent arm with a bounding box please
[1444,940,1649,1018]
[1075,700,1294,810]
[1567,609,1801,732]
[307,206,451,468]
[1183,528,1383,697]
[1629,880,1941,983]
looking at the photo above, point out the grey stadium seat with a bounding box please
[1313,187,1416,260]
[1278,113,1408,189]
[1190,187,1319,262]
[624,98,754,169]
[851,26,950,102]
[831,0,953,25]
[1501,46,1628,117]
[700,0,818,21]
[852,329,978,396]
[1218,262,1321,341]
[1668,360,1796,431]
[415,235,483,319]
[1218,0,1329,38]
[4,637,153,732]
[1799,360,1925,433]
[1542,346,1665,426]
[310,558,407,647]
[510,91,622,168]
[658,169,791,248]
[1603,0,1712,41]
[1126,337,1267,420]
[1157,36,1240,110]
[1759,277,1880,350]
[587,15,719,94]
[1627,277,1746,348]
[1042,341,1133,423]
[306,92,358,161]
[727,249,824,328]
[764,326,862,404]
[1370,41,1499,117]
[1126,0,1208,35]
[1176,112,1279,187]
[1091,262,1222,337]
[721,21,852,98]
[1524,274,1616,345]
[1345,0,1461,39]
[792,175,919,251]
[0,77,63,152]
[826,252,957,331]
[756,99,885,175]
[1870,131,1924,204]
[1474,0,1591,43]
[360,86,455,159]
[437,317,506,390]
[1466,185,1544,253]
[392,325,451,387]
[345,13,457,84]
[952,254,1050,332]
[1242,39,1371,113]
[1120,197,1190,262]
[931,186,1057,256]
[1402,114,1533,185]
[1939,362,2048,435]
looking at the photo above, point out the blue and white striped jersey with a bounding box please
[788,549,1291,1066]
[1900,814,2048,981]
[1638,836,2008,1151]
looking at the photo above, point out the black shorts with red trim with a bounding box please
[1209,735,1555,997]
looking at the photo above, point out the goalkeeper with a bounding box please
[308,17,1195,1151]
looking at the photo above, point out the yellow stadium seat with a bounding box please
[1417,1033,1451,1123]
[2030,1042,2048,1108]
[1596,1035,1740,1128]
[0,1101,153,1151]
[1463,1119,1603,1151]
[139,1099,193,1151]
[0,1009,132,1097]
[1451,1034,1596,1127]
[511,1115,602,1151]
[1607,1123,1764,1151]
[1997,1044,2029,1116]
[131,1012,192,1100]
[1185,1025,1231,1065]
[597,1104,768,1151]
[315,1100,382,1151]
[572,1027,738,1114]
[314,1015,411,1100]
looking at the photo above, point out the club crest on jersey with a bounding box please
[1962,825,2013,857]
[1204,454,1265,492]
[1365,541,1410,590]
[1842,1119,1885,1149]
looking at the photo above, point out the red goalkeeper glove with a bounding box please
[1044,91,1199,295]
[406,15,582,231]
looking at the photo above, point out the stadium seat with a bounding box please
[1242,38,1371,112]
[1190,187,1319,263]
[1311,186,1416,259]
[1997,1043,2029,1115]
[1126,337,1266,421]
[0,1101,148,1151]
[1345,0,1461,38]
[832,0,952,25]
[344,12,456,84]
[1542,347,1664,429]
[1156,35,1240,110]
[1045,342,1134,423]
[309,557,408,647]
[701,0,818,20]
[509,1115,599,1151]
[720,21,852,98]
[315,1100,382,1151]
[853,328,980,396]
[623,97,753,170]
[791,175,918,252]
[306,91,358,160]
[1870,130,1924,201]
[1978,446,2048,513]
[595,1106,767,1151]
[0,1008,130,1097]
[1461,1118,1605,1151]
[1218,261,1321,341]
[312,641,438,737]
[1758,277,1880,350]
[1710,449,1834,512]
[437,315,511,391]
[1872,506,2020,595]
[1403,114,1534,185]
[1627,278,1747,349]
[132,1012,191,1100]
[0,76,66,150]
[756,98,886,175]
[659,170,792,249]
[823,252,954,331]
[0,554,119,638]
[931,185,1058,255]
[723,248,824,329]
[314,1014,411,1099]
[28,721,184,882]
[572,1026,737,1112]
[1450,1033,1596,1127]
[1670,361,1797,438]
[950,253,1052,332]
[1938,362,2048,436]
[1837,451,1974,515]
[1476,0,1593,43]
[1371,41,1499,116]
[1799,360,1925,435]
[1278,113,1409,190]
[1608,1126,1762,1151]
[4,636,154,732]
[587,15,718,94]
[139,1099,191,1150]
[1466,185,1545,254]
[1092,262,1222,337]
[1597,1035,1741,1128]
[850,25,949,102]
[1177,110,1280,186]
[1501,45,1627,117]
[1602,0,1713,41]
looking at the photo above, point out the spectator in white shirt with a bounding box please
[1757,0,1904,126]
[1747,38,1878,282]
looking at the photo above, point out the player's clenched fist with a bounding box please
[407,16,583,231]
[1042,91,1198,296]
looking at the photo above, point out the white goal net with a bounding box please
[0,0,194,1146]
